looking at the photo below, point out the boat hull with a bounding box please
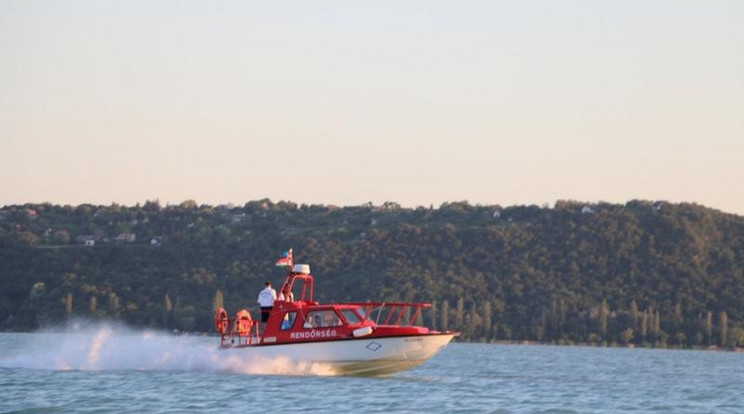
[221,333,455,376]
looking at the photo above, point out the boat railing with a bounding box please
[346,302,431,327]
[220,318,261,347]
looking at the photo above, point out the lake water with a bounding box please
[1,326,742,413]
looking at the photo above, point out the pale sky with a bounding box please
[2,1,743,213]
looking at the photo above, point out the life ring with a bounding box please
[214,308,228,335]
[234,309,252,336]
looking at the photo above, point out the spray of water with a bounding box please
[0,321,337,376]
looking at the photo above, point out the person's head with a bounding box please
[283,285,289,293]
[264,281,271,287]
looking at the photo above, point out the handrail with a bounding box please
[343,301,433,308]
[220,318,261,347]
[347,302,430,327]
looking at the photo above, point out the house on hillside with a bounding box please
[115,232,136,243]
[75,235,98,247]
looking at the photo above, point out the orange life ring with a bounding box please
[214,308,228,335]
[234,309,252,336]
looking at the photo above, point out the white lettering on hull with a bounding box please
[290,329,339,340]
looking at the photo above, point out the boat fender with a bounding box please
[352,326,373,337]
[214,308,228,335]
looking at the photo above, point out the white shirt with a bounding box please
[257,286,277,307]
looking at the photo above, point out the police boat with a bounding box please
[214,251,458,376]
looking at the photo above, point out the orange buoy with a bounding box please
[214,307,228,335]
[234,309,252,336]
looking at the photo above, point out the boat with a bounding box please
[214,250,459,376]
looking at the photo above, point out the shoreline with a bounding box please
[461,338,744,352]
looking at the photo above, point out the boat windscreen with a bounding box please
[341,309,361,325]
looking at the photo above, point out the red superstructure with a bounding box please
[216,267,435,346]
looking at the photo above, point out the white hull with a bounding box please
[221,333,455,376]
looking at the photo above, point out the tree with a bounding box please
[164,294,172,329]
[61,273,76,288]
[720,311,728,347]
[599,300,609,339]
[730,327,744,347]
[143,199,162,212]
[653,310,660,339]
[533,324,545,342]
[620,328,634,345]
[482,301,492,340]
[212,290,224,312]
[630,300,639,331]
[706,311,713,345]
[29,282,46,300]
[90,296,98,314]
[429,300,438,330]
[65,293,73,314]
[465,303,481,340]
[108,292,120,317]
[440,300,449,331]
[455,298,464,328]
[693,332,704,346]
[53,230,70,245]
[17,231,40,245]
[180,200,198,209]
[673,303,683,326]
[672,304,683,346]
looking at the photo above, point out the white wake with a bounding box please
[0,321,336,376]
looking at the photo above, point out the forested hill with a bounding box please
[1,199,743,348]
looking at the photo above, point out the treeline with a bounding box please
[1,199,743,349]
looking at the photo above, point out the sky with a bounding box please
[1,1,743,213]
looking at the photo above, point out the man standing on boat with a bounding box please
[257,281,277,328]
[258,249,293,328]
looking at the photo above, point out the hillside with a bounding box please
[1,199,743,348]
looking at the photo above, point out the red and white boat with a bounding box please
[214,250,458,376]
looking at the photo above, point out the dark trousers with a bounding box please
[261,306,273,323]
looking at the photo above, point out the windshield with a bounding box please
[341,309,361,325]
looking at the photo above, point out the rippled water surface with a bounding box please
[1,328,742,413]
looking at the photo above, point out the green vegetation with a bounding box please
[1,199,743,349]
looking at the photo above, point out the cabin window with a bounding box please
[304,310,343,328]
[281,312,297,330]
[340,309,361,325]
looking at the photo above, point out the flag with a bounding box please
[275,249,293,268]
